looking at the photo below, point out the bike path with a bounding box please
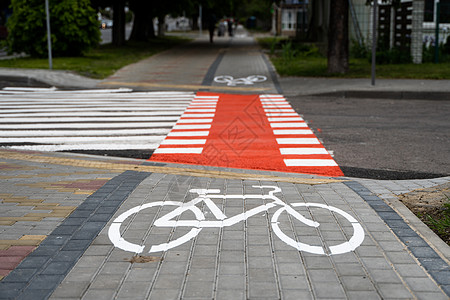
[99,26,280,94]
[150,92,343,177]
[1,149,448,299]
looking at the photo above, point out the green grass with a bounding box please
[271,56,450,79]
[0,36,191,79]
[421,200,450,245]
[258,37,450,79]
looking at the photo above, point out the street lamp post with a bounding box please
[435,0,440,63]
[45,0,53,70]
[371,0,377,86]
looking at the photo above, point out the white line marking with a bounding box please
[1,107,186,113]
[173,124,211,130]
[154,148,203,154]
[177,119,213,123]
[182,114,215,118]
[0,129,171,137]
[264,109,295,112]
[168,131,209,137]
[0,136,165,144]
[0,122,176,129]
[280,148,329,155]
[273,129,313,135]
[284,159,338,166]
[185,109,216,112]
[0,103,192,109]
[276,138,320,144]
[270,123,308,128]
[0,111,185,117]
[268,117,303,122]
[266,113,298,116]
[161,139,206,145]
[9,143,162,151]
[262,105,291,108]
[0,116,180,123]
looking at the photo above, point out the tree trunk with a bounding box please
[158,15,165,37]
[327,0,349,73]
[129,2,155,41]
[112,0,126,46]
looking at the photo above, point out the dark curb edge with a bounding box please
[0,170,151,300]
[312,90,450,101]
[344,181,450,296]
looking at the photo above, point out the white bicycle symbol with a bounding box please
[108,186,364,256]
[214,75,267,86]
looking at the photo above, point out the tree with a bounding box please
[7,0,100,57]
[327,0,349,73]
[128,1,155,41]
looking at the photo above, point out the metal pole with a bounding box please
[199,5,202,36]
[371,0,377,86]
[434,0,440,63]
[45,0,53,70]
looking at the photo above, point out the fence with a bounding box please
[349,0,449,63]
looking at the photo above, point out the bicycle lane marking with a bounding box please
[107,186,365,255]
[149,92,343,177]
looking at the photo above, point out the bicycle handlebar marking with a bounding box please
[108,186,365,256]
[214,75,267,86]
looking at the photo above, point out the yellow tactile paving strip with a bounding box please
[0,149,344,185]
[17,178,113,195]
[0,193,76,226]
[99,81,271,92]
[0,235,46,250]
[0,171,109,179]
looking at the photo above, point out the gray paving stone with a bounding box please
[88,274,123,290]
[50,281,89,298]
[152,274,184,290]
[249,281,280,298]
[186,267,216,281]
[346,290,382,300]
[81,288,116,300]
[216,288,246,300]
[377,283,414,299]
[340,275,376,291]
[281,289,314,300]
[183,280,214,298]
[279,275,309,290]
[415,292,450,300]
[115,281,151,299]
[308,269,339,282]
[311,281,346,299]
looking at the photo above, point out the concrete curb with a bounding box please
[312,90,450,100]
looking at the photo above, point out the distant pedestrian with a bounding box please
[208,14,217,43]
[228,19,233,37]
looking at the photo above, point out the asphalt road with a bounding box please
[0,77,448,180]
[289,96,450,179]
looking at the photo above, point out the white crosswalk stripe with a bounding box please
[0,88,194,152]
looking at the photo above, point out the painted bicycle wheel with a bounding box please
[108,201,205,254]
[271,203,364,255]
[247,75,267,83]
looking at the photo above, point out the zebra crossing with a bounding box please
[0,88,194,153]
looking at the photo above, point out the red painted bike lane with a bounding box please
[150,92,343,177]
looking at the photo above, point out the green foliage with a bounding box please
[423,38,450,63]
[7,0,100,57]
[375,47,412,64]
[350,40,369,59]
[420,200,450,244]
[0,36,191,79]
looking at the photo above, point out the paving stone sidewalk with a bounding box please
[0,149,449,299]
